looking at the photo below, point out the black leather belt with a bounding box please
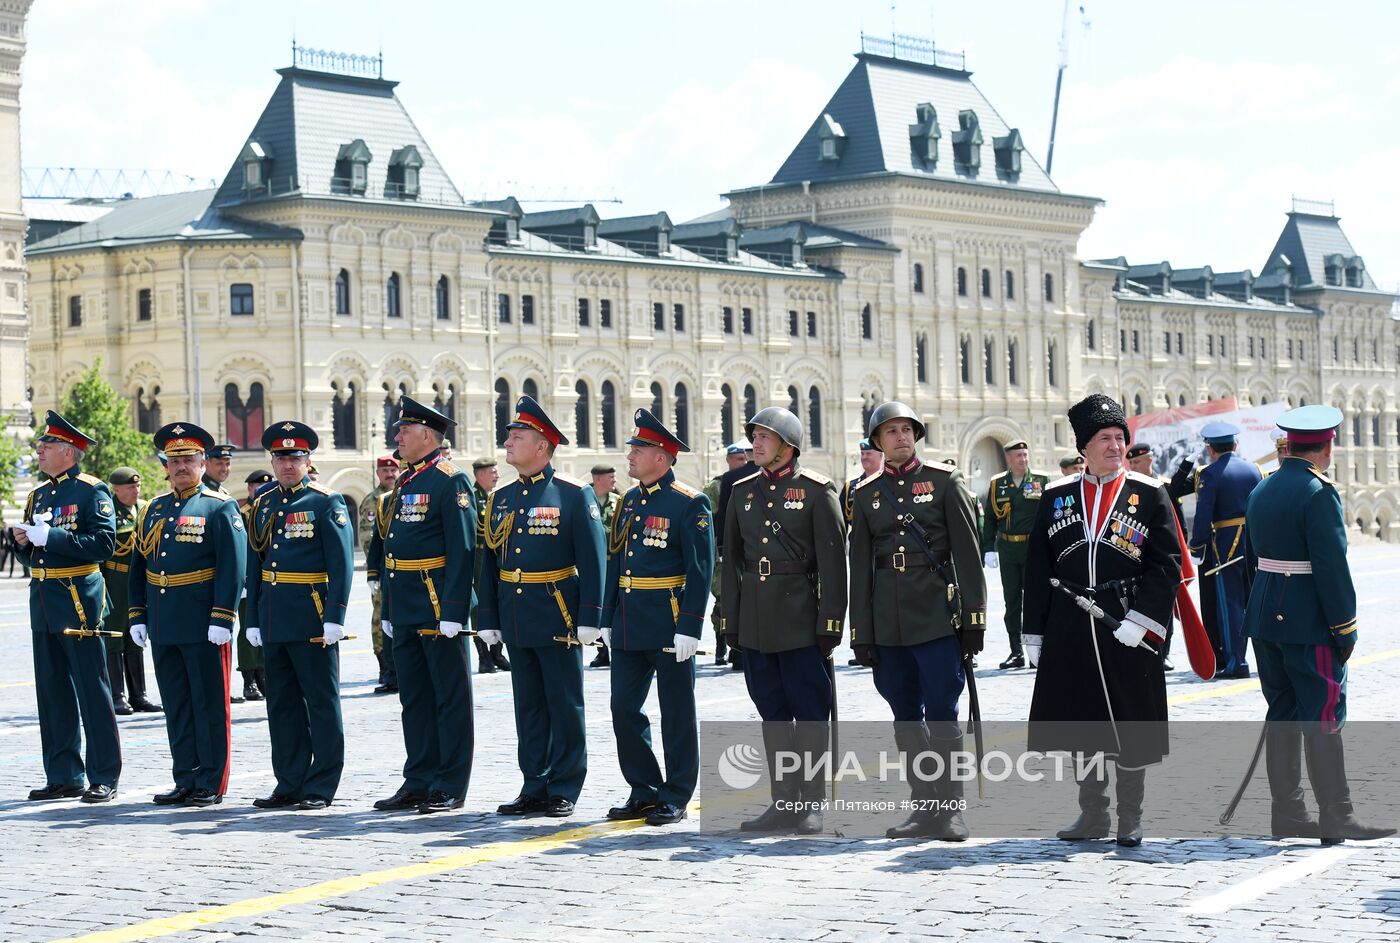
[876,551,948,572]
[743,557,816,577]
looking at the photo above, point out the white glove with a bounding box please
[368,580,380,594]
[129,624,148,649]
[246,626,263,648]
[438,621,463,639]
[601,627,612,649]
[671,633,699,662]
[321,623,346,646]
[983,551,999,568]
[208,626,232,646]
[1025,641,1041,668]
[477,629,501,647]
[577,626,601,646]
[382,620,394,638]
[21,518,51,547]
[1113,617,1148,650]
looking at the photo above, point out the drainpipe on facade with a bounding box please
[181,246,198,422]
[291,243,304,416]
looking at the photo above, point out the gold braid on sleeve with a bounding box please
[481,492,514,553]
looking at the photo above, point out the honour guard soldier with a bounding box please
[469,457,511,674]
[723,407,845,834]
[13,412,121,803]
[129,422,247,806]
[980,441,1049,669]
[588,464,623,668]
[478,395,606,818]
[849,402,986,842]
[244,422,354,810]
[368,398,477,815]
[203,443,234,494]
[104,467,161,714]
[1025,394,1183,847]
[1191,421,1261,679]
[360,454,400,692]
[1244,405,1394,844]
[601,409,713,826]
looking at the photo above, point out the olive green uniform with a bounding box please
[980,469,1050,656]
[358,486,390,655]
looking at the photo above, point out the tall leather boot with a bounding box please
[1115,766,1146,847]
[741,723,802,832]
[474,636,496,673]
[254,668,268,698]
[1304,732,1397,845]
[925,734,970,842]
[490,643,511,671]
[1057,761,1111,841]
[887,722,939,838]
[108,650,132,714]
[242,670,262,702]
[793,720,828,835]
[1267,724,1319,838]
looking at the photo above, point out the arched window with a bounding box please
[523,378,540,401]
[861,396,875,434]
[1007,338,1019,386]
[743,384,758,424]
[331,381,358,450]
[808,388,823,448]
[984,337,995,384]
[913,263,924,294]
[861,304,872,340]
[956,267,968,297]
[135,385,162,434]
[224,382,264,450]
[386,273,402,318]
[335,269,351,315]
[574,380,591,448]
[981,268,992,298]
[1046,340,1058,388]
[674,383,689,444]
[915,334,928,383]
[1044,272,1054,302]
[382,381,407,447]
[1004,270,1015,300]
[1086,319,1096,350]
[650,381,664,420]
[721,384,735,446]
[600,380,617,448]
[787,384,800,416]
[959,337,971,384]
[433,382,457,428]
[1133,394,1143,416]
[435,275,451,320]
[494,378,511,447]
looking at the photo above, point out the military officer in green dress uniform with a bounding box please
[849,401,987,842]
[469,457,511,675]
[13,411,121,803]
[104,467,160,714]
[237,469,274,701]
[360,454,399,692]
[478,396,606,819]
[1243,405,1395,844]
[203,443,233,494]
[588,463,623,669]
[128,422,247,806]
[368,398,477,815]
[600,410,713,826]
[244,422,355,810]
[723,407,846,835]
[981,441,1050,669]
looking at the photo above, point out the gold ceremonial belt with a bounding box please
[262,570,328,585]
[1212,517,1246,530]
[384,555,447,572]
[103,561,130,573]
[146,567,216,588]
[998,533,1030,543]
[617,574,686,590]
[31,563,101,580]
[499,566,578,584]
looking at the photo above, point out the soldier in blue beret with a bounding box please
[1191,420,1262,679]
[1243,405,1394,843]
[12,411,121,803]
[600,409,713,826]
[244,421,355,810]
[128,422,247,806]
[368,397,477,815]
[479,395,606,819]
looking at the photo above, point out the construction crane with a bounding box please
[1045,2,1091,176]
[22,168,216,201]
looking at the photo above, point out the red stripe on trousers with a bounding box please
[218,642,232,795]
[1315,644,1341,735]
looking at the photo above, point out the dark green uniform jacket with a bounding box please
[980,470,1051,551]
[20,467,117,632]
[245,478,355,641]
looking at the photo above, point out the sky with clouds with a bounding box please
[20,0,1400,289]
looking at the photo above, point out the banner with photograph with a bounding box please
[1127,399,1289,476]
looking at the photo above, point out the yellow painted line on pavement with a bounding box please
[50,812,671,943]
[0,680,35,689]
[1167,647,1400,707]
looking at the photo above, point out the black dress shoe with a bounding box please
[1162,657,1175,671]
[374,787,428,811]
[113,699,134,716]
[998,653,1025,670]
[497,794,549,816]
[645,801,686,826]
[28,783,85,801]
[298,796,332,810]
[152,786,193,806]
[589,648,610,668]
[741,803,800,832]
[606,797,658,821]
[417,791,464,814]
[491,649,511,671]
[252,793,301,809]
[545,797,576,818]
[478,660,498,674]
[230,691,245,705]
[243,680,263,702]
[131,698,163,713]
[373,681,399,694]
[185,788,222,807]
[81,784,117,804]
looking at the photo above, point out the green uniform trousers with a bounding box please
[152,641,232,794]
[392,627,474,798]
[32,632,122,788]
[610,647,698,807]
[263,640,344,799]
[506,642,587,802]
[997,537,1029,653]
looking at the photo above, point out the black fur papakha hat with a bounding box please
[1068,393,1130,454]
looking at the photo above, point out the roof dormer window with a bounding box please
[658,230,670,255]
[816,113,846,163]
[1324,253,1345,286]
[993,129,1024,176]
[952,110,982,171]
[584,223,597,249]
[239,141,271,192]
[388,145,424,199]
[334,139,373,196]
[1345,256,1365,288]
[908,103,941,167]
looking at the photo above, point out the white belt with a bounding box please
[1257,557,1312,575]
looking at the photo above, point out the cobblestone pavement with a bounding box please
[1,546,1396,942]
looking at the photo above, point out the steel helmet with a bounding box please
[745,406,804,454]
[866,400,926,444]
